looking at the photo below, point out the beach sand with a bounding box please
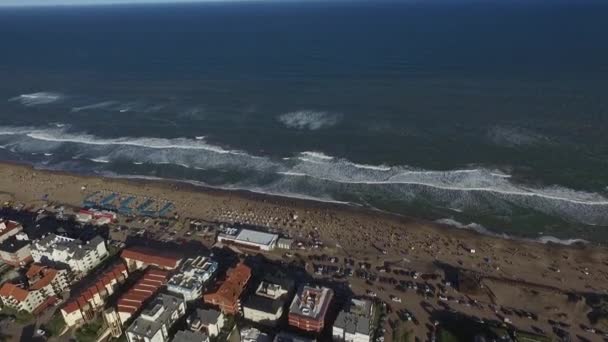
[1,161,607,298]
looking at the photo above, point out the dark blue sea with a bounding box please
[1,0,607,242]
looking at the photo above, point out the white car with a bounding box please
[391,296,402,303]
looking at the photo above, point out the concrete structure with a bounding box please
[61,262,129,327]
[217,228,278,251]
[167,256,218,302]
[240,327,271,342]
[30,234,108,275]
[173,330,210,342]
[332,299,374,342]
[0,264,68,314]
[277,238,294,250]
[288,285,334,333]
[0,237,32,266]
[121,246,182,271]
[125,293,186,342]
[187,308,224,338]
[76,208,117,225]
[0,219,23,243]
[203,262,251,315]
[243,275,294,325]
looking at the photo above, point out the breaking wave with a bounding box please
[436,218,589,245]
[278,110,341,130]
[0,125,607,227]
[487,125,550,148]
[9,92,64,106]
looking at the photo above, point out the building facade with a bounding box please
[288,285,334,333]
[0,237,32,267]
[61,262,129,328]
[125,293,186,342]
[187,308,224,338]
[203,262,251,315]
[0,264,68,314]
[0,219,23,243]
[332,299,374,342]
[217,228,279,251]
[121,246,182,272]
[243,276,294,325]
[30,234,108,275]
[167,256,218,302]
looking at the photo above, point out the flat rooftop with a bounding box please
[289,285,333,321]
[220,228,278,246]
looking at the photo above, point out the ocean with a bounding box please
[0,0,607,242]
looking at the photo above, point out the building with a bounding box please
[0,219,23,243]
[167,256,218,302]
[30,234,108,275]
[332,299,374,342]
[121,246,182,272]
[0,237,32,266]
[243,275,294,325]
[217,228,279,251]
[173,330,210,342]
[240,327,271,342]
[0,264,68,314]
[203,262,251,315]
[277,238,294,250]
[288,285,334,333]
[115,268,170,324]
[61,262,129,327]
[125,293,186,342]
[75,209,117,225]
[274,332,317,342]
[187,308,224,338]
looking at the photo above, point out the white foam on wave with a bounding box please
[436,218,589,245]
[15,128,242,156]
[487,125,550,148]
[537,236,588,245]
[278,110,341,130]
[9,92,64,106]
[89,158,109,163]
[1,125,607,226]
[71,101,118,112]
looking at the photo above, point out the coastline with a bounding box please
[3,159,608,312]
[0,160,595,249]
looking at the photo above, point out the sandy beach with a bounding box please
[1,161,607,295]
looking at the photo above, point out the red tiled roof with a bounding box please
[115,268,168,315]
[62,301,80,314]
[0,283,29,302]
[62,261,128,315]
[0,220,21,237]
[204,262,251,310]
[121,247,182,269]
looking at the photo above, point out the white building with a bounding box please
[0,237,32,267]
[217,228,278,251]
[126,293,186,342]
[0,219,23,243]
[167,256,218,302]
[243,276,294,325]
[240,327,271,342]
[332,299,374,342]
[0,264,69,314]
[31,234,108,275]
[187,308,224,338]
